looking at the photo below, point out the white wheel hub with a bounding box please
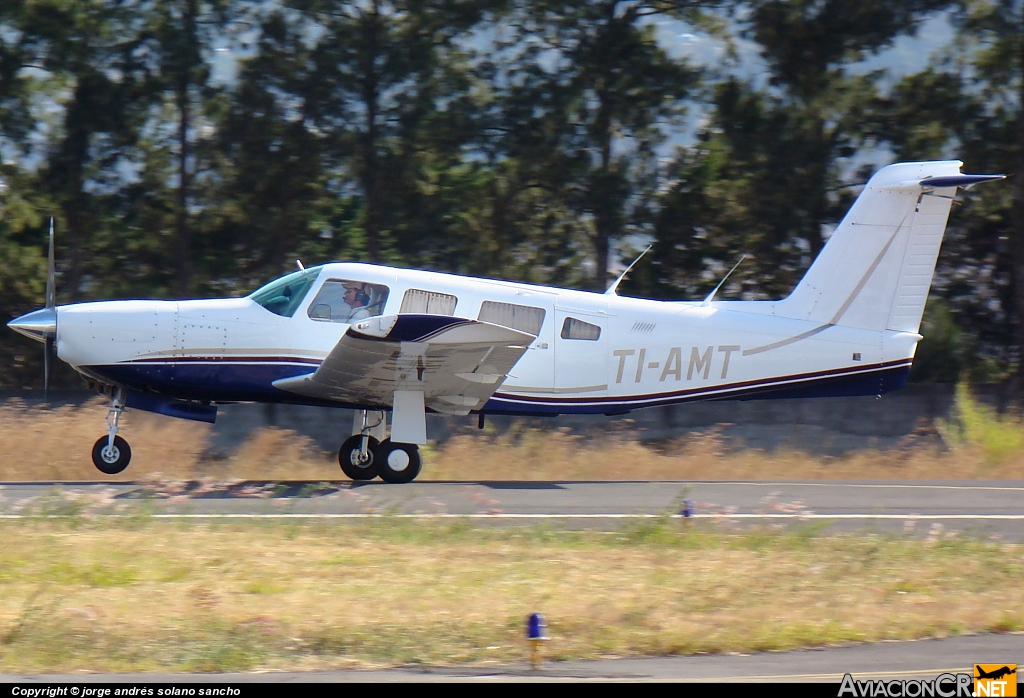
[387,448,410,471]
[101,445,120,463]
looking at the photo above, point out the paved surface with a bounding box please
[0,479,1023,537]
[2,634,1021,682]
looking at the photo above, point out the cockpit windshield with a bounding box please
[249,266,323,317]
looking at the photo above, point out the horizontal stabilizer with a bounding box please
[920,174,1004,189]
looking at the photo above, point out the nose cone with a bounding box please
[7,307,57,343]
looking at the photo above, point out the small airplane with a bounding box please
[7,161,1004,483]
[975,666,1017,681]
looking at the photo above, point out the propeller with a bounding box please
[6,218,58,397]
[44,217,55,399]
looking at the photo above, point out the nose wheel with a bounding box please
[91,389,132,475]
[92,435,131,475]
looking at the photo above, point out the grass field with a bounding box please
[0,517,1020,673]
[2,387,1024,481]
[1,389,1022,672]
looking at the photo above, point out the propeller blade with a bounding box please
[44,335,53,400]
[45,217,55,310]
[44,218,56,398]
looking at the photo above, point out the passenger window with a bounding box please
[307,280,390,323]
[478,301,546,336]
[561,317,601,341]
[400,289,457,315]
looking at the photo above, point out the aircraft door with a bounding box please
[554,305,609,395]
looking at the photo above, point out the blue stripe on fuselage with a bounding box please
[87,360,320,403]
[86,359,911,415]
[483,364,911,416]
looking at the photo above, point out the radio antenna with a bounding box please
[702,255,746,306]
[605,245,653,296]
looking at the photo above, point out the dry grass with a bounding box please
[422,428,1024,480]
[0,518,1019,672]
[3,391,1024,481]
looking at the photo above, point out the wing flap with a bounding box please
[272,314,534,411]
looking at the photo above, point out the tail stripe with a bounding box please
[828,212,907,325]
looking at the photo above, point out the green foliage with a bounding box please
[2,0,1024,391]
[937,383,1024,463]
[910,298,967,383]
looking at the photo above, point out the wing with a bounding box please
[272,314,534,415]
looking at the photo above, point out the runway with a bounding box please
[1,479,1023,537]
[2,633,1022,682]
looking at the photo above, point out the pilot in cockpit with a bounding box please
[341,281,372,322]
[306,278,388,323]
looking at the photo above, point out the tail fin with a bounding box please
[777,161,1003,333]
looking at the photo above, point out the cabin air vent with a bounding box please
[631,321,656,333]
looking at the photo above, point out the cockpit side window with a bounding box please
[307,279,390,323]
[249,267,322,317]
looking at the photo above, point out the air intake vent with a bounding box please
[631,321,656,333]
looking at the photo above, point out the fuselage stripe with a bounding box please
[493,359,911,406]
[126,356,323,365]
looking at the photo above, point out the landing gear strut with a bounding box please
[338,409,421,483]
[91,389,131,475]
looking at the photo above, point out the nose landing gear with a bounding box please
[91,389,131,475]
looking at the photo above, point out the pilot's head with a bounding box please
[343,282,369,307]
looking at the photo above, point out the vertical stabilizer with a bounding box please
[777,161,1003,333]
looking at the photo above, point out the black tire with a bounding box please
[338,435,380,481]
[375,439,422,484]
[91,435,131,475]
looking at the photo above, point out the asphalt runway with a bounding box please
[1,479,1023,538]
[2,633,1022,682]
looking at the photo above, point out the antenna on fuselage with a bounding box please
[605,245,653,296]
[702,255,746,306]
[296,259,305,271]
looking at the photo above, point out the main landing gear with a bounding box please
[91,389,132,475]
[339,409,422,484]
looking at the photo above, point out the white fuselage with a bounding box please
[53,262,917,415]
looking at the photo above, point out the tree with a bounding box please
[23,0,153,301]
[294,0,496,265]
[743,1,953,259]
[209,8,337,288]
[627,1,953,303]
[136,0,231,296]
[869,3,1024,386]
[506,0,707,291]
[951,0,1024,389]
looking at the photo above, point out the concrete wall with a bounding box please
[2,384,989,457]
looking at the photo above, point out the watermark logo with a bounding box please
[974,665,1017,697]
[838,666,1018,698]
[839,672,972,697]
